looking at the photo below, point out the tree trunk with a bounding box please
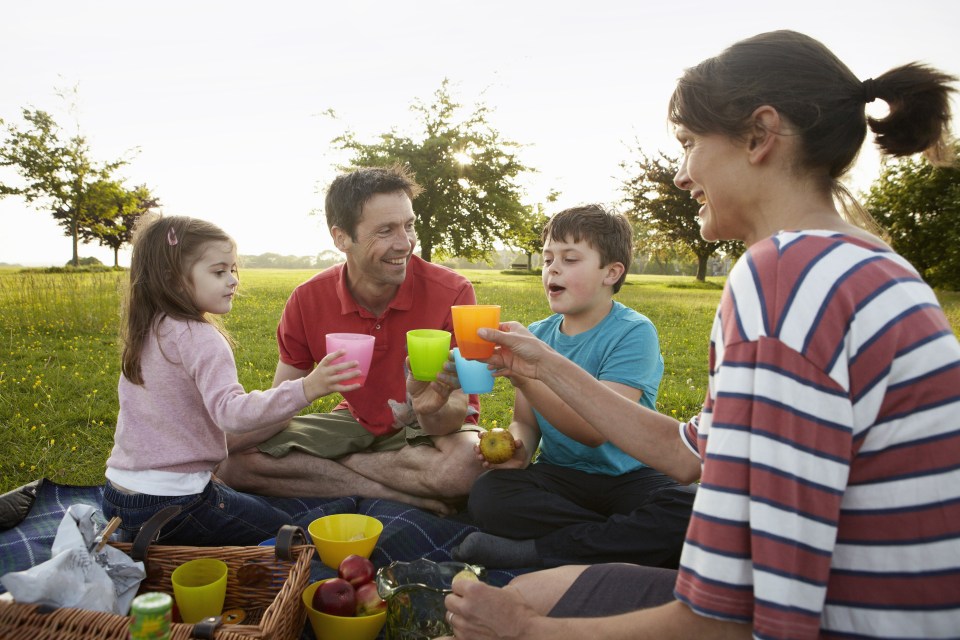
[420,238,432,263]
[526,252,533,270]
[696,254,709,281]
[113,247,120,268]
[71,218,79,267]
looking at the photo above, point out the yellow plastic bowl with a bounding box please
[302,580,386,640]
[308,514,383,569]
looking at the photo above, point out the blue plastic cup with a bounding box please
[453,348,496,394]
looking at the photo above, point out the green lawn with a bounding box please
[1,267,957,492]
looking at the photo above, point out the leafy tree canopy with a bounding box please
[865,146,960,290]
[329,79,534,263]
[82,182,160,267]
[507,189,558,270]
[620,149,741,281]
[0,108,130,266]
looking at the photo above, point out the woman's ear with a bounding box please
[747,106,782,163]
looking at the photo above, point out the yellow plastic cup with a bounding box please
[302,580,386,640]
[451,305,501,359]
[308,514,383,569]
[170,558,228,624]
[406,329,452,381]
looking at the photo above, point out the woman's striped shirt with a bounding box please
[674,231,960,639]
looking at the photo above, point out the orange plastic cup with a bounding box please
[451,305,501,359]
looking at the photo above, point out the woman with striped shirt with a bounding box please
[441,30,960,640]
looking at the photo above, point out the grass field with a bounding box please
[1,267,957,493]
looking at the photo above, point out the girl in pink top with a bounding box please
[102,214,361,545]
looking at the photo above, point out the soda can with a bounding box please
[129,591,172,639]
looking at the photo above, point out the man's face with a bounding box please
[336,191,417,289]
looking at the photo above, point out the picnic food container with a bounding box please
[376,558,484,640]
[0,506,313,640]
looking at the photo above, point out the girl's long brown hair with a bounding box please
[121,214,235,385]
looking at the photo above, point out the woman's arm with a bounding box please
[481,324,701,483]
[442,581,751,640]
[514,377,640,447]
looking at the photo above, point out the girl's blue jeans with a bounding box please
[101,479,306,546]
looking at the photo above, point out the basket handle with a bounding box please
[274,524,307,561]
[190,614,222,639]
[129,505,183,562]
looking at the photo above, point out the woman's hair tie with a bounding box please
[861,78,879,104]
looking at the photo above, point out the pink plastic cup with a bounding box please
[325,333,376,386]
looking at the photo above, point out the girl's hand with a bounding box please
[479,323,554,381]
[301,349,362,401]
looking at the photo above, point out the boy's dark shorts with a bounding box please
[257,410,483,460]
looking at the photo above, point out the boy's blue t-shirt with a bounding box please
[528,300,664,476]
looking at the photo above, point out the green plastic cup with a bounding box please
[170,558,228,624]
[407,329,452,381]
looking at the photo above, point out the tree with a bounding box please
[508,204,550,270]
[0,109,127,266]
[331,79,533,263]
[82,182,160,267]
[621,149,741,281]
[507,189,558,270]
[865,147,960,290]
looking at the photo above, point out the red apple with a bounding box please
[338,554,375,587]
[355,581,387,617]
[313,578,356,617]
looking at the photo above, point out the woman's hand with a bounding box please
[442,580,541,639]
[479,322,556,382]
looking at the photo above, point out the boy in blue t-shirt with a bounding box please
[454,205,696,569]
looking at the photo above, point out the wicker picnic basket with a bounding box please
[0,506,314,640]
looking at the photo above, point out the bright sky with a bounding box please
[2,0,958,267]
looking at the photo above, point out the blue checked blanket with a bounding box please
[0,479,525,592]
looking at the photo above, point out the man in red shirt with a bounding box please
[217,166,484,514]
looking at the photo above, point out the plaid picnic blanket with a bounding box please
[0,479,525,594]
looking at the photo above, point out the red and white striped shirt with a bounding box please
[675,231,960,639]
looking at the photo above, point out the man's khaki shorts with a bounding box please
[256,410,482,460]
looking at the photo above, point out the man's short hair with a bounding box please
[542,204,633,293]
[324,165,423,239]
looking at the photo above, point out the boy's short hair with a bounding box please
[324,164,423,240]
[541,205,633,293]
